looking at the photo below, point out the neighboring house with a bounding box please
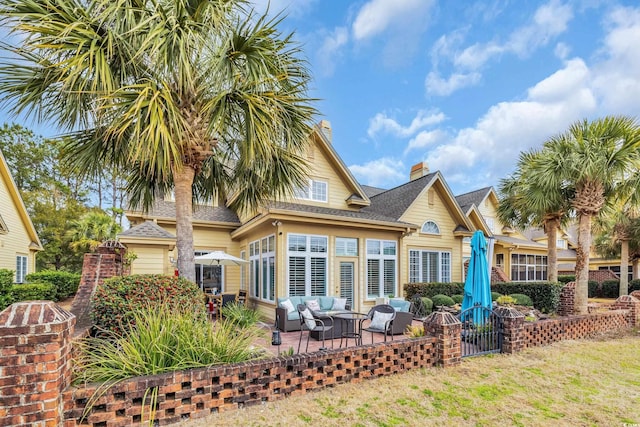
[122,121,477,319]
[0,149,43,282]
[455,187,549,282]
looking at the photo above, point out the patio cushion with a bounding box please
[331,298,347,311]
[305,299,321,311]
[300,307,316,330]
[389,299,410,312]
[369,311,394,330]
[280,298,296,315]
[319,296,334,310]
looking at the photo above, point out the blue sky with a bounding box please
[2,0,640,196]
[250,0,640,195]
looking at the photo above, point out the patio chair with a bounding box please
[297,304,333,353]
[362,304,396,343]
[236,289,248,306]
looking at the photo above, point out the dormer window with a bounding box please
[295,179,328,202]
[421,220,440,234]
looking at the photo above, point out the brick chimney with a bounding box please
[319,120,332,143]
[410,162,430,181]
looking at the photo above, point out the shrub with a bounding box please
[221,303,261,329]
[557,275,575,284]
[491,282,562,313]
[92,274,205,335]
[404,282,464,299]
[451,294,464,304]
[420,297,433,315]
[11,283,56,302]
[26,270,81,300]
[0,269,14,310]
[491,292,502,302]
[588,280,599,298]
[431,294,455,307]
[496,295,516,306]
[601,280,619,298]
[509,293,533,306]
[75,305,266,383]
[404,324,425,338]
[629,279,640,293]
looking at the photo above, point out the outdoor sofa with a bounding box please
[276,296,351,333]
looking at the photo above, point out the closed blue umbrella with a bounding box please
[461,230,492,324]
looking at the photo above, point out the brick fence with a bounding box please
[1,294,639,427]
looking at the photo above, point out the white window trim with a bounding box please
[408,249,451,283]
[16,255,27,283]
[287,233,328,296]
[295,179,328,203]
[249,235,276,302]
[335,237,358,256]
[366,239,397,299]
[510,253,547,282]
[421,220,440,235]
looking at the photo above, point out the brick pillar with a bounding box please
[558,281,576,316]
[423,310,461,367]
[630,290,640,300]
[494,306,525,354]
[610,295,640,327]
[0,301,75,426]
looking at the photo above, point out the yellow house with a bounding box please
[122,121,478,319]
[0,148,43,282]
[455,187,549,282]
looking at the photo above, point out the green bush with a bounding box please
[557,275,575,284]
[491,282,562,313]
[451,294,464,304]
[11,283,56,302]
[496,295,516,306]
[404,282,465,299]
[221,303,261,329]
[491,292,502,302]
[601,280,620,298]
[26,270,81,300]
[0,269,14,310]
[588,280,599,298]
[509,293,533,306]
[431,294,455,307]
[420,297,434,314]
[92,274,205,335]
[629,279,640,293]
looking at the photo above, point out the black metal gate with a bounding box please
[460,305,503,358]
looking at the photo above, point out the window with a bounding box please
[366,240,397,298]
[240,250,246,290]
[485,217,495,233]
[15,255,27,283]
[287,234,328,296]
[250,236,276,302]
[336,238,358,256]
[421,221,440,234]
[295,179,328,202]
[556,239,565,249]
[408,250,451,283]
[194,251,223,292]
[510,254,547,281]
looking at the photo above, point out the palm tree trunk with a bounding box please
[545,219,559,283]
[620,239,629,296]
[574,214,592,314]
[633,259,640,280]
[173,165,196,283]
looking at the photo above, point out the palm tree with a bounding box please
[67,211,122,252]
[497,150,572,283]
[0,0,316,282]
[532,116,640,314]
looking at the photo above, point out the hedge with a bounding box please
[558,275,575,284]
[25,270,81,300]
[11,283,56,302]
[629,279,640,293]
[0,269,14,310]
[404,282,464,299]
[588,280,599,298]
[601,280,620,298]
[490,282,562,313]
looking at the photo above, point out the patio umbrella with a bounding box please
[194,251,248,266]
[461,230,492,324]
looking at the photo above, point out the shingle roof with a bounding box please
[268,201,414,226]
[119,220,175,239]
[362,173,437,220]
[134,200,241,224]
[455,187,492,213]
[360,185,387,198]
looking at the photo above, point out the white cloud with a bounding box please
[352,0,432,41]
[425,71,481,96]
[316,27,349,76]
[349,158,406,187]
[554,42,570,59]
[404,129,448,154]
[367,109,446,138]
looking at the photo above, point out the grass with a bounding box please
[179,330,640,426]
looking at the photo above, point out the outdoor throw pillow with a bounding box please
[305,299,321,312]
[332,298,348,311]
[369,311,394,330]
[280,298,296,314]
[300,307,316,330]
